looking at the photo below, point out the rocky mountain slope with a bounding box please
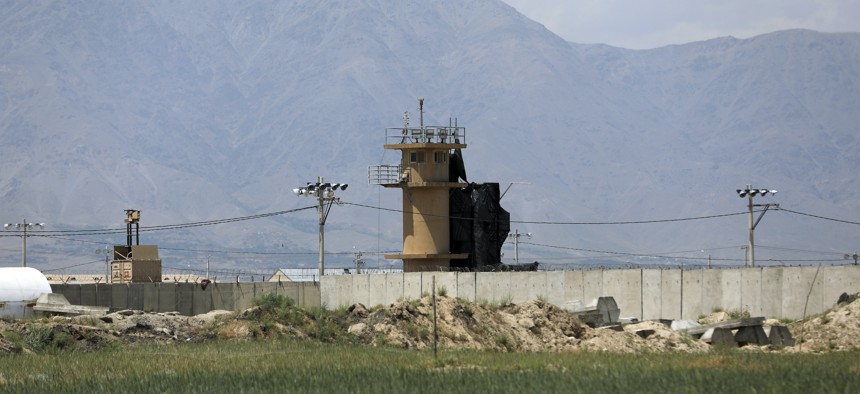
[1,1,858,271]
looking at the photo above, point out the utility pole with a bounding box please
[294,177,348,278]
[354,250,364,274]
[736,185,778,267]
[4,219,45,267]
[508,229,532,265]
[96,247,113,283]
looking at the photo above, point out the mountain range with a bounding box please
[1,0,858,273]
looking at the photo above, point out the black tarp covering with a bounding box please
[449,149,467,183]
[449,183,510,270]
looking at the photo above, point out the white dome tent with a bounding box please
[0,267,52,319]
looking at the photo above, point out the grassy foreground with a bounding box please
[1,340,858,393]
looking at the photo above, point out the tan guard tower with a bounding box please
[369,99,469,271]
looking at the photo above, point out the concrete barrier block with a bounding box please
[765,325,795,347]
[701,327,737,346]
[734,325,770,346]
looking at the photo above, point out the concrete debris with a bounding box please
[32,293,109,316]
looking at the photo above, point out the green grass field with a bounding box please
[1,340,858,393]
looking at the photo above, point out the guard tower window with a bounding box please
[434,151,447,163]
[409,151,425,163]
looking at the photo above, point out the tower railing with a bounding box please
[385,126,466,145]
[368,164,404,185]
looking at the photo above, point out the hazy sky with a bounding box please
[502,0,860,49]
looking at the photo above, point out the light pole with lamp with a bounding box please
[4,219,45,267]
[294,177,348,279]
[736,185,779,267]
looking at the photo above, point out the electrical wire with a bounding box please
[777,207,860,226]
[342,201,750,225]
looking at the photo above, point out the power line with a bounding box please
[0,206,316,237]
[777,207,860,226]
[342,201,750,225]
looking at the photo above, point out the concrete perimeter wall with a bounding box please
[51,281,320,316]
[49,266,860,320]
[321,265,860,320]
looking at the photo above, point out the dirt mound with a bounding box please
[787,292,860,352]
[5,293,858,354]
[345,296,709,353]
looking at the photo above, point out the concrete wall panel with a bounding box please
[368,274,388,307]
[111,284,129,310]
[320,276,337,308]
[79,285,96,306]
[96,284,112,307]
[525,272,547,301]
[562,271,584,304]
[720,269,742,313]
[403,273,423,300]
[681,269,703,320]
[176,283,194,316]
[210,283,234,311]
[545,271,566,306]
[385,273,405,305]
[582,270,604,303]
[641,269,662,320]
[127,284,144,311]
[740,268,762,316]
[142,284,159,312]
[352,274,370,306]
[423,272,458,300]
[760,267,783,318]
[456,272,476,302]
[192,286,213,315]
[701,270,723,316]
[660,270,682,320]
[604,269,642,320]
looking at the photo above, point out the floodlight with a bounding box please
[293,188,302,196]
[737,189,749,198]
[341,184,349,190]
[331,183,340,190]
[770,190,777,195]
